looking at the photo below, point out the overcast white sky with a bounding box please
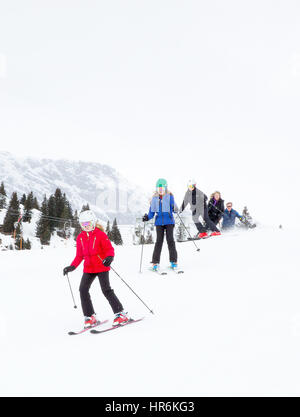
[0,1,299,225]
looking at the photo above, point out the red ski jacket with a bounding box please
[71,227,115,273]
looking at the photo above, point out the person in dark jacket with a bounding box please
[208,191,225,225]
[179,179,221,239]
[142,178,178,272]
[222,202,243,229]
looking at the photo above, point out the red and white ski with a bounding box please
[90,318,144,334]
[68,320,109,336]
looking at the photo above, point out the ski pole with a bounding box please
[98,255,154,315]
[177,213,200,252]
[207,201,225,217]
[66,273,77,309]
[111,265,154,314]
[139,222,146,273]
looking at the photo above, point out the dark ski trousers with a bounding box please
[152,224,177,264]
[79,271,123,317]
[210,217,221,226]
[194,207,220,233]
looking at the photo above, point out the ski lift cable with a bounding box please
[1,207,78,223]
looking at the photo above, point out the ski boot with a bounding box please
[84,314,98,329]
[113,311,130,326]
[152,263,159,272]
[198,232,208,239]
[170,262,178,271]
[210,231,221,237]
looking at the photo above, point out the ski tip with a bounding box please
[67,319,109,336]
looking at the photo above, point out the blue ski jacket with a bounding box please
[222,209,242,228]
[147,193,177,226]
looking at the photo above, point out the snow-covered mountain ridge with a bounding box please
[0,151,148,223]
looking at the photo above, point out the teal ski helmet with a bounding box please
[156,178,168,188]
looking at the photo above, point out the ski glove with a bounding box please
[142,214,149,222]
[63,265,76,276]
[102,256,114,267]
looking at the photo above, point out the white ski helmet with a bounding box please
[79,210,97,231]
[187,179,196,188]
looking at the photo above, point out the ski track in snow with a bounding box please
[0,226,300,396]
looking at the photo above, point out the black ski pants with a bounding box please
[79,271,123,317]
[194,206,220,233]
[152,224,177,264]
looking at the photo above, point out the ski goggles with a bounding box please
[80,221,94,230]
[188,184,195,190]
[157,186,166,193]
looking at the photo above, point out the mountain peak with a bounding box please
[0,151,147,223]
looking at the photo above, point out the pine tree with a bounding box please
[54,188,65,218]
[73,210,82,240]
[110,218,123,245]
[23,191,34,222]
[241,206,256,229]
[32,197,40,210]
[105,220,111,239]
[55,194,74,237]
[0,182,7,209]
[176,222,187,242]
[61,200,73,221]
[36,196,51,245]
[81,203,90,212]
[62,194,73,219]
[0,182,6,196]
[135,224,142,238]
[20,193,27,206]
[14,223,23,249]
[23,238,31,250]
[145,230,154,244]
[133,222,144,245]
[47,195,57,232]
[3,192,20,234]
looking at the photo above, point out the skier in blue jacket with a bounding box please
[142,178,178,272]
[222,202,243,229]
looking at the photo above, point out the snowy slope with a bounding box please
[0,226,299,396]
[0,151,148,224]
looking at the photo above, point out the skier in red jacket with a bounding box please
[63,210,129,328]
